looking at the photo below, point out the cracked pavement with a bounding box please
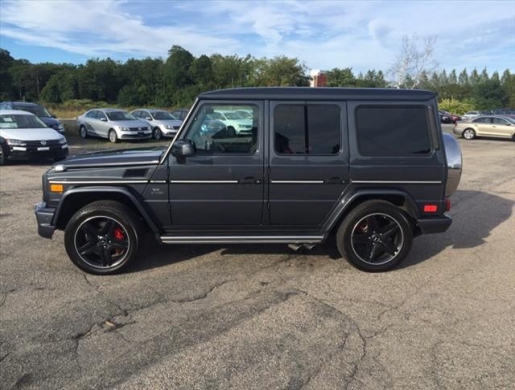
[1,128,514,389]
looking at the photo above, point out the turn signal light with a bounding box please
[50,184,64,193]
[423,204,438,213]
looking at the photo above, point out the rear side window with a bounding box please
[356,106,431,155]
[274,104,340,155]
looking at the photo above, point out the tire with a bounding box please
[108,129,118,143]
[0,143,7,166]
[153,127,162,140]
[336,200,413,272]
[79,126,88,139]
[227,126,236,136]
[462,128,475,140]
[64,200,142,275]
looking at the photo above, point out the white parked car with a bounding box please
[77,109,152,143]
[462,111,481,121]
[0,110,68,165]
[210,110,253,134]
[131,109,182,140]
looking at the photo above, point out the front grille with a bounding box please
[129,127,147,132]
[25,140,60,146]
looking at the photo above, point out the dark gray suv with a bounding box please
[34,88,462,274]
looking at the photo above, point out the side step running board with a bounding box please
[160,235,325,244]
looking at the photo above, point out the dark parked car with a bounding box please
[439,110,461,123]
[35,87,462,275]
[170,108,190,121]
[0,101,65,133]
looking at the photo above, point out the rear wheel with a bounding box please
[79,126,88,139]
[64,201,142,275]
[462,128,475,140]
[336,201,413,272]
[108,129,118,143]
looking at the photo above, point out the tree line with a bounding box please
[1,46,514,112]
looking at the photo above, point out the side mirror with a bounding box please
[172,139,195,158]
[145,117,152,121]
[100,117,107,122]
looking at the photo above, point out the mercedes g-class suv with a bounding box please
[35,88,462,274]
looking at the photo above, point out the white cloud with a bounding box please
[0,0,513,74]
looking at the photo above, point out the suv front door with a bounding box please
[168,101,264,228]
[268,101,349,227]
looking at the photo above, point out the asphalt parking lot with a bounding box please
[1,124,514,389]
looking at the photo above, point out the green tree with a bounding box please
[473,79,508,109]
[326,67,356,87]
[458,68,469,85]
[0,49,14,99]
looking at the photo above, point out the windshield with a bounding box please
[106,111,136,121]
[0,114,48,129]
[14,105,52,118]
[505,117,515,124]
[152,111,176,120]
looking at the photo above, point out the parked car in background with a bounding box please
[234,109,253,119]
[131,109,182,140]
[77,109,152,143]
[439,110,461,123]
[0,110,68,165]
[0,101,65,133]
[170,108,190,121]
[210,110,253,134]
[462,111,481,121]
[453,115,515,140]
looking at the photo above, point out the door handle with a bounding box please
[240,177,260,184]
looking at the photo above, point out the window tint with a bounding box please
[356,106,431,155]
[274,104,340,155]
[473,117,490,123]
[492,117,508,125]
[185,104,258,154]
[86,111,97,119]
[132,111,141,118]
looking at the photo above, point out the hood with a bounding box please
[0,127,65,141]
[40,117,61,126]
[110,120,149,128]
[153,119,182,127]
[58,146,166,168]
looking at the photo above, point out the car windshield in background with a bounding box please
[15,105,51,118]
[0,114,48,129]
[106,111,135,121]
[207,112,225,120]
[223,112,245,120]
[153,111,176,120]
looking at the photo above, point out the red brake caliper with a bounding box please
[113,227,125,255]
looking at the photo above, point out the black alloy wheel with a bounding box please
[79,126,88,139]
[337,201,413,272]
[64,201,142,274]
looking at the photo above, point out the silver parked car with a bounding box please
[130,109,182,140]
[453,115,515,140]
[77,109,152,143]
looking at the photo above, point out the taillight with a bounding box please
[423,204,438,213]
[445,198,451,212]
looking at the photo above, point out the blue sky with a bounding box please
[1,0,514,75]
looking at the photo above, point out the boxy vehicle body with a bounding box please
[35,88,462,274]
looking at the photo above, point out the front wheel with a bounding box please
[153,127,162,140]
[0,143,7,165]
[108,129,118,143]
[336,201,413,272]
[64,201,142,274]
[79,125,88,139]
[462,128,475,140]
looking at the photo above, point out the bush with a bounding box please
[438,98,475,115]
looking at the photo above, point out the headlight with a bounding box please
[58,136,67,144]
[6,139,26,146]
[118,126,130,131]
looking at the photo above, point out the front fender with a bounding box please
[54,186,160,234]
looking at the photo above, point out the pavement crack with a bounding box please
[0,352,10,363]
[173,279,236,303]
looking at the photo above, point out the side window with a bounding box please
[86,110,97,119]
[356,105,432,155]
[132,111,141,118]
[492,118,507,125]
[185,104,258,154]
[274,104,340,155]
[474,117,490,124]
[97,112,107,121]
